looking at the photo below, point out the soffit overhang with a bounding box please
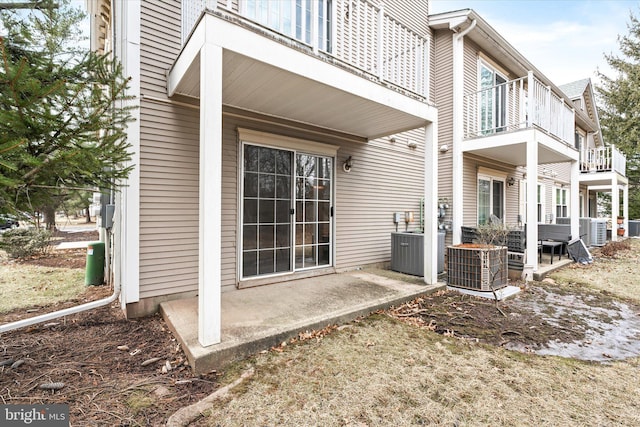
[168,12,438,141]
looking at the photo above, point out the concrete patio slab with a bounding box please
[160,270,444,374]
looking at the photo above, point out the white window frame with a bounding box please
[240,0,333,52]
[478,59,509,134]
[519,180,545,223]
[477,168,506,225]
[554,186,569,221]
[537,183,545,223]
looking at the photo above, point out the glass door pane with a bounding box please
[492,180,504,221]
[495,74,507,131]
[295,153,332,269]
[478,178,490,225]
[242,145,292,278]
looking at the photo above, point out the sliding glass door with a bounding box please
[242,144,333,279]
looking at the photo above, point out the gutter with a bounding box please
[454,18,477,39]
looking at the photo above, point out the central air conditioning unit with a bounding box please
[590,219,607,246]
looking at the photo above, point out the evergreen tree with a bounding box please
[0,0,134,228]
[597,10,640,219]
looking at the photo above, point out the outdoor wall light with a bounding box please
[407,140,418,149]
[439,144,449,153]
[343,156,353,173]
[507,177,516,186]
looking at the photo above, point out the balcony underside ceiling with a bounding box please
[580,172,629,187]
[168,13,437,141]
[463,129,579,166]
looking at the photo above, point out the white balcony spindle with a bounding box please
[377,4,384,80]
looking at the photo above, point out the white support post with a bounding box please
[451,28,465,245]
[570,160,580,241]
[623,182,629,237]
[524,138,538,279]
[198,41,223,347]
[423,121,438,285]
[611,174,619,242]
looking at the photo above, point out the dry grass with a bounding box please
[194,238,640,426]
[549,238,640,301]
[0,262,85,313]
[201,317,640,426]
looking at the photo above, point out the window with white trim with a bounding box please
[537,183,544,223]
[241,0,333,51]
[478,172,505,225]
[555,186,569,219]
[479,60,507,134]
[519,181,544,223]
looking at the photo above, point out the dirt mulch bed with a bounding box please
[388,284,585,347]
[0,304,220,426]
[14,248,88,269]
[1,232,221,425]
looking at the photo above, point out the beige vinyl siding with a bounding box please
[433,29,454,245]
[546,162,572,182]
[136,0,433,299]
[335,130,426,269]
[138,101,199,299]
[217,112,427,279]
[140,1,181,98]
[383,0,430,37]
[461,39,478,226]
[463,155,520,226]
[139,0,200,299]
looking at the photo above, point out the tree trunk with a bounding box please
[85,206,91,223]
[42,205,56,231]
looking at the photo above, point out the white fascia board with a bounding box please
[167,20,206,97]
[429,11,470,30]
[588,183,629,191]
[462,130,532,152]
[581,173,629,187]
[535,131,579,162]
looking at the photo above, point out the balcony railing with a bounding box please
[181,0,429,98]
[580,145,626,176]
[463,73,575,146]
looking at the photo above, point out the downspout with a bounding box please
[451,18,476,244]
[0,258,120,334]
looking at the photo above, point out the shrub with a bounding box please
[0,228,53,258]
[475,222,511,246]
